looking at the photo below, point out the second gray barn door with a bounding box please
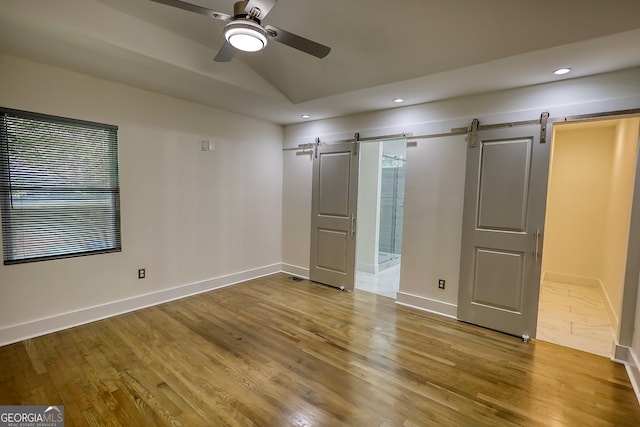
[309,141,359,291]
[457,124,550,339]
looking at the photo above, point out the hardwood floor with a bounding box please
[1,273,639,426]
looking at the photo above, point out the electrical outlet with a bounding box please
[438,279,445,289]
[138,268,146,279]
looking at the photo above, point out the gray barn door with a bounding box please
[458,124,550,338]
[309,141,359,290]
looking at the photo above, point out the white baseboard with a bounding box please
[598,280,620,333]
[396,291,457,319]
[356,262,378,274]
[544,271,600,287]
[280,263,309,279]
[613,343,629,364]
[615,344,640,405]
[0,263,281,347]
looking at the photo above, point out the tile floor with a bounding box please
[536,280,615,357]
[356,263,400,299]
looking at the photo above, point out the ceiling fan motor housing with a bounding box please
[234,1,252,19]
[224,0,270,52]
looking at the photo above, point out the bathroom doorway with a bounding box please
[355,138,407,298]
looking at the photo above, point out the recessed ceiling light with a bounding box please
[393,98,405,103]
[301,114,311,119]
[553,68,571,75]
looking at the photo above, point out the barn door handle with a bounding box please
[534,228,541,262]
[350,214,357,237]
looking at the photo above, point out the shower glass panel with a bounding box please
[378,143,406,268]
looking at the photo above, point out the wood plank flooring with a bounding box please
[1,273,639,426]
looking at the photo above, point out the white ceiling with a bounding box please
[1,0,640,125]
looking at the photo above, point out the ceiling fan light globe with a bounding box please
[224,20,268,52]
[228,32,265,52]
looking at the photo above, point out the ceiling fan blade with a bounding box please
[214,41,236,62]
[265,25,331,59]
[244,0,277,20]
[148,0,231,21]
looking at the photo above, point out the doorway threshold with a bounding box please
[356,263,400,299]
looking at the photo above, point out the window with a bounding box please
[0,108,121,265]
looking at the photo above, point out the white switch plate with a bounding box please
[200,140,214,151]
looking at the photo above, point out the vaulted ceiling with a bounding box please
[1,0,640,124]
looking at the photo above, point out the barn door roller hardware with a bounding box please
[539,111,550,144]
[353,132,360,156]
[468,112,550,147]
[285,111,558,153]
[469,119,480,147]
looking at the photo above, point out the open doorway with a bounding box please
[355,138,407,298]
[537,116,640,357]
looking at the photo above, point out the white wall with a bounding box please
[603,119,640,323]
[543,124,616,281]
[355,141,381,273]
[0,53,283,344]
[280,150,313,276]
[398,136,466,316]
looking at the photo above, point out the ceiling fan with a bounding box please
[149,0,331,62]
